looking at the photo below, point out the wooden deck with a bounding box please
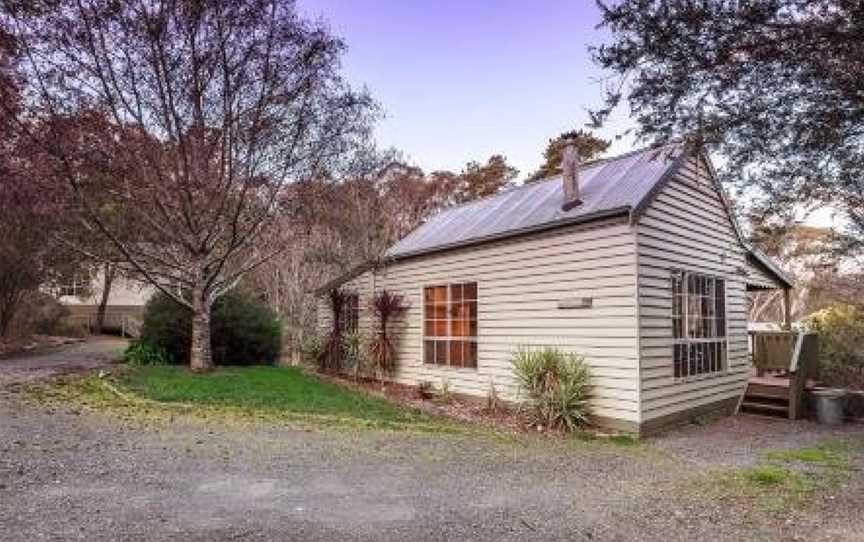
[743,331,820,419]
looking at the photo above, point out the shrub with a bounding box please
[299,334,324,367]
[804,304,864,390]
[123,339,172,366]
[140,290,281,366]
[342,330,371,379]
[511,347,591,431]
[367,290,408,379]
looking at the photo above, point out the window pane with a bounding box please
[466,342,478,368]
[451,319,469,337]
[450,284,463,302]
[434,341,447,364]
[424,320,435,336]
[463,282,477,300]
[452,302,469,320]
[432,286,447,303]
[433,320,448,336]
[449,341,465,367]
[424,341,434,364]
[715,279,726,337]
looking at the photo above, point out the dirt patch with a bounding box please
[0,335,85,359]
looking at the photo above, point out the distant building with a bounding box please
[54,269,154,334]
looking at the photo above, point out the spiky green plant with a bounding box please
[511,347,591,431]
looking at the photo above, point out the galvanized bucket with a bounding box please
[811,389,847,425]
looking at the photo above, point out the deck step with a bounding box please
[741,400,789,417]
[744,390,790,403]
[746,384,790,401]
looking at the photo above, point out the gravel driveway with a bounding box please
[0,337,128,386]
[1,343,862,541]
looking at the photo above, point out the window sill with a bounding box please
[421,362,478,371]
[673,371,730,384]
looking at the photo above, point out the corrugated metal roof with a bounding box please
[385,144,684,259]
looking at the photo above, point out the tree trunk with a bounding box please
[94,262,116,335]
[189,288,214,372]
[0,289,23,339]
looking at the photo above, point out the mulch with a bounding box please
[318,373,533,433]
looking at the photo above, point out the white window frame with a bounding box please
[671,270,729,381]
[421,282,479,370]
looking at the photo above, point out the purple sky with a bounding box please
[297,0,637,178]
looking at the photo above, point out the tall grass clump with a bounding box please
[511,347,591,431]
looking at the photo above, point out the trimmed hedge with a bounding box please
[140,290,281,366]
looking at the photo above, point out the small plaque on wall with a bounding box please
[557,297,593,309]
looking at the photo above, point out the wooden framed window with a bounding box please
[423,282,478,368]
[672,271,727,379]
[342,293,359,333]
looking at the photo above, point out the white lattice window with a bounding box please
[672,271,727,379]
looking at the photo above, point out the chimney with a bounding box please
[561,138,582,211]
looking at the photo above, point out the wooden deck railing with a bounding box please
[748,331,819,419]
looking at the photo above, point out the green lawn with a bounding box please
[119,365,436,427]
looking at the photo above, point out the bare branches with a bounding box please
[4,0,376,367]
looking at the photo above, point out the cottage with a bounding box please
[318,142,793,435]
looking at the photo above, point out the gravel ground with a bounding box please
[1,341,863,541]
[0,337,127,386]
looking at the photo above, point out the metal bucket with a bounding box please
[812,389,847,425]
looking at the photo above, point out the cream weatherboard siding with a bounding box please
[635,155,750,423]
[319,217,642,425]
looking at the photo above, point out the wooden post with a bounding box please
[782,287,792,330]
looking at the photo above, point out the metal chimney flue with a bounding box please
[561,138,582,211]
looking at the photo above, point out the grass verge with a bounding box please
[29,365,469,434]
[705,440,858,513]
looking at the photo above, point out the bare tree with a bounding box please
[4,0,375,369]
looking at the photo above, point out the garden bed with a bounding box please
[320,374,587,436]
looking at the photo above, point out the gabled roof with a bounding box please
[385,144,686,259]
[316,142,794,294]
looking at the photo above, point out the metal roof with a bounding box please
[385,144,685,259]
[316,143,796,294]
[746,248,795,289]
